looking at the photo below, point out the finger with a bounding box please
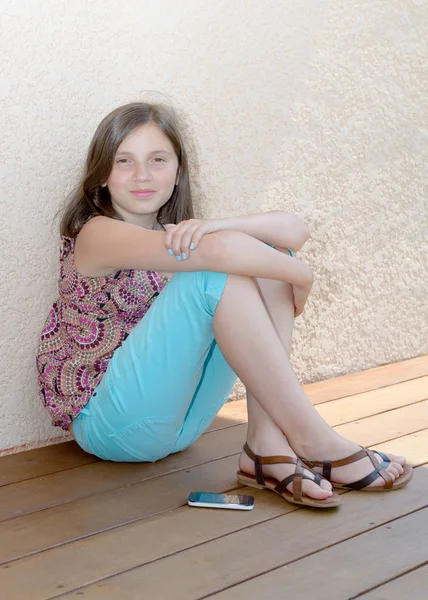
[171,223,191,260]
[164,225,177,254]
[181,226,201,257]
[188,227,207,251]
[171,229,184,260]
[176,223,194,259]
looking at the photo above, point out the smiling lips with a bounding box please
[130,189,155,198]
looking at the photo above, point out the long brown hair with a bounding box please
[60,102,194,237]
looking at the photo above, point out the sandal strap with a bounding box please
[243,443,300,466]
[243,444,331,501]
[303,447,391,475]
[303,447,366,469]
[254,453,264,486]
[275,472,314,502]
[243,444,316,499]
[302,446,394,490]
[342,460,394,490]
[322,461,332,481]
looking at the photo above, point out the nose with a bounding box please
[133,162,152,182]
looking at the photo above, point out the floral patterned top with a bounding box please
[36,236,169,430]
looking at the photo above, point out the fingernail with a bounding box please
[168,249,174,255]
[182,252,187,260]
[190,243,195,250]
[176,255,182,261]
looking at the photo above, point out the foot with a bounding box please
[239,434,334,501]
[294,433,406,490]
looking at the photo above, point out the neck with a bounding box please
[142,222,161,231]
[114,206,161,230]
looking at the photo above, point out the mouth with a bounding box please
[130,190,156,198]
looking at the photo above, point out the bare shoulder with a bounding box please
[74,216,175,275]
[78,215,118,239]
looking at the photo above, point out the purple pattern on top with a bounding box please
[36,236,169,430]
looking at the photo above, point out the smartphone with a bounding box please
[187,491,255,510]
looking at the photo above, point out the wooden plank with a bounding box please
[0,486,296,600]
[302,355,428,404]
[208,375,428,432]
[333,400,428,447]
[357,563,428,600]
[2,381,425,523]
[207,400,247,431]
[53,466,428,600]
[371,429,428,466]
[316,376,428,426]
[0,442,98,487]
[0,455,240,565]
[3,432,428,600]
[0,423,247,522]
[206,504,428,600]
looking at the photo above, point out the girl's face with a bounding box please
[105,123,179,228]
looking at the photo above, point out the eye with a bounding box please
[152,157,166,163]
[116,158,131,164]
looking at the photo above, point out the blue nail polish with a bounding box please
[190,243,195,250]
[176,255,182,261]
[182,252,187,260]
[168,249,174,255]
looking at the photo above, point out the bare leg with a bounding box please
[213,274,405,499]
[243,277,333,499]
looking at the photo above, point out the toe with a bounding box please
[301,480,332,500]
[387,453,406,466]
[384,459,404,477]
[392,461,404,475]
[319,478,333,493]
[386,465,399,479]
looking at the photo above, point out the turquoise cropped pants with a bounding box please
[72,270,237,462]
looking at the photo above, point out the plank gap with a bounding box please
[350,558,428,599]
[333,396,428,428]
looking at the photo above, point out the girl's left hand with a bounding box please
[164,218,225,260]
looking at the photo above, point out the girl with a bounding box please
[36,102,412,509]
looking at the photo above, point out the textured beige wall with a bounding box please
[1,0,427,454]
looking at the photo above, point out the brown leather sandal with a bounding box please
[236,443,341,508]
[301,446,413,491]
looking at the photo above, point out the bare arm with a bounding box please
[76,216,313,287]
[218,210,310,251]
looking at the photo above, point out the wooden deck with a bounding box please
[1,355,428,600]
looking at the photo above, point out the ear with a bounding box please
[101,183,107,188]
[175,169,180,185]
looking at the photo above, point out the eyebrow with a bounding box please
[115,149,173,156]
